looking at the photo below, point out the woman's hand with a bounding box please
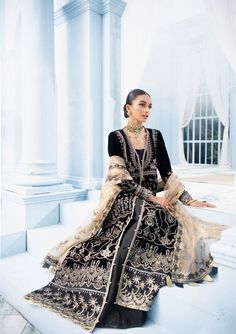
[188,200,216,208]
[148,195,175,214]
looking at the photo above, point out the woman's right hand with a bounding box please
[148,195,175,215]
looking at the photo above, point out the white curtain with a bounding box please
[204,0,236,74]
[176,50,202,163]
[202,39,230,165]
[176,37,229,166]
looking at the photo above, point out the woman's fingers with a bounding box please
[190,200,216,208]
[154,197,175,214]
[204,202,216,208]
[163,200,174,214]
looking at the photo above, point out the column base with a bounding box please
[63,176,104,190]
[5,183,73,196]
[1,188,87,258]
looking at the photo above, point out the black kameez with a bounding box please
[25,129,193,332]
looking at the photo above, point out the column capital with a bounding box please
[101,0,126,15]
[55,0,126,26]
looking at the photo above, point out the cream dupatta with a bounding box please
[42,156,131,269]
[42,155,228,282]
[164,173,228,282]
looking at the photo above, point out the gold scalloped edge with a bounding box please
[24,295,94,333]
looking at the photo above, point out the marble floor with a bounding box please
[0,295,41,334]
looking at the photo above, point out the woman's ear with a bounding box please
[126,104,131,114]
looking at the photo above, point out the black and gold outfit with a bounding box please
[25,129,226,332]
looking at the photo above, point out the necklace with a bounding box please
[125,124,144,140]
[123,128,149,184]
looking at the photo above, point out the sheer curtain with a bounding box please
[176,50,202,163]
[176,37,229,166]
[202,39,230,165]
[204,0,236,74]
[204,0,236,171]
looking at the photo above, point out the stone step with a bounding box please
[0,253,173,334]
[150,272,236,334]
[150,283,217,333]
[60,199,97,227]
[27,225,74,261]
[27,199,98,261]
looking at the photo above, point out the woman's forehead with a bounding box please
[134,94,152,103]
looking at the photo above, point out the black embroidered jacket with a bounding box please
[108,128,192,204]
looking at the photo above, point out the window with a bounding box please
[183,88,224,165]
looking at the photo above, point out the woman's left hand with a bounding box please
[189,200,216,208]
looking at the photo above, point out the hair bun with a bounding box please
[123,105,128,118]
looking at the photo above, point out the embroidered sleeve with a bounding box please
[108,132,152,201]
[155,130,173,182]
[154,130,193,203]
[120,180,153,201]
[178,190,193,205]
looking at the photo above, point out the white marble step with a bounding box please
[150,282,217,333]
[27,199,98,261]
[60,199,97,228]
[0,253,173,334]
[27,224,74,262]
[151,277,236,334]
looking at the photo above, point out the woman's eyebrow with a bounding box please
[139,100,152,107]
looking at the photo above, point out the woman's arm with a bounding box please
[155,130,194,205]
[155,131,215,208]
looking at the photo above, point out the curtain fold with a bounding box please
[204,0,236,74]
[203,0,236,168]
[176,37,230,165]
[201,39,230,165]
[176,51,202,164]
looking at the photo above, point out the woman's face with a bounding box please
[126,94,152,123]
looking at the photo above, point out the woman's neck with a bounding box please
[126,119,143,129]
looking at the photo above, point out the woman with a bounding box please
[25,89,225,332]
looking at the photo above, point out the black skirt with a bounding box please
[96,197,147,329]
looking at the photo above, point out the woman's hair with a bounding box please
[123,88,150,118]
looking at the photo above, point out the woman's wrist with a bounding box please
[186,199,197,206]
[148,194,157,202]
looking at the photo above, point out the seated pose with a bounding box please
[25,89,226,332]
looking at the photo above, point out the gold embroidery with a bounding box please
[116,266,166,311]
[25,285,104,331]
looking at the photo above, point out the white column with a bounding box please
[1,0,83,259]
[102,0,126,175]
[9,0,71,194]
[55,0,126,188]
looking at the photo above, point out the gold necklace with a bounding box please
[126,124,144,140]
